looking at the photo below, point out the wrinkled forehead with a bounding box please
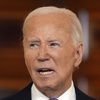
[23,13,73,45]
[23,12,72,34]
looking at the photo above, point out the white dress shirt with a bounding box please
[31,81,76,100]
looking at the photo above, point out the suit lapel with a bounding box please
[15,83,94,100]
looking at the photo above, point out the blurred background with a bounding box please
[0,0,100,99]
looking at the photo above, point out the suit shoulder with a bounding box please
[0,83,32,100]
[75,86,96,100]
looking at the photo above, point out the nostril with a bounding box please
[38,58,49,62]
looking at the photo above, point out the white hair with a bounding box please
[23,6,83,47]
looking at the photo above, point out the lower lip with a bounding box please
[39,71,54,75]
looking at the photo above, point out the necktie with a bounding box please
[49,98,58,100]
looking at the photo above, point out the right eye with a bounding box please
[29,43,39,49]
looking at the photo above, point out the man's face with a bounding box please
[23,13,82,94]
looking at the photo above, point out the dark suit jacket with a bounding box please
[1,82,96,100]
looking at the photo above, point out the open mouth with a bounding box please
[37,68,54,75]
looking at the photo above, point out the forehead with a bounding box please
[23,13,72,41]
[24,12,71,31]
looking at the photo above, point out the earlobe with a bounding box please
[74,44,84,68]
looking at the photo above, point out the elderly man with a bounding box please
[1,6,96,100]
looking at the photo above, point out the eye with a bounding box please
[29,43,39,49]
[49,42,60,48]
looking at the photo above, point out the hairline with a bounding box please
[23,6,83,48]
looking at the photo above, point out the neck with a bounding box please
[40,82,72,98]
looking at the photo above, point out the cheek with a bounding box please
[56,48,75,71]
[24,51,37,79]
[24,48,37,62]
[57,54,75,81]
[24,54,32,72]
[24,50,36,70]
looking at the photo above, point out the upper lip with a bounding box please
[37,68,54,73]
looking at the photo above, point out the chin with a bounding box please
[37,81,56,90]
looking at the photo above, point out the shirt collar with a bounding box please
[57,82,76,100]
[31,83,48,100]
[31,81,76,100]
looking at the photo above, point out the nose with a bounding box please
[37,44,50,62]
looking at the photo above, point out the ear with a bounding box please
[74,43,84,68]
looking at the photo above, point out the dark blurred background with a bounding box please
[0,0,100,99]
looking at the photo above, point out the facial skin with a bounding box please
[23,13,83,98]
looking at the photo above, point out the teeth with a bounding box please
[39,71,54,75]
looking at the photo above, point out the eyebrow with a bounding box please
[28,39,63,44]
[28,40,40,43]
[47,39,64,44]
[47,39,60,42]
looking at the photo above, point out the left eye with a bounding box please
[49,43,60,47]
